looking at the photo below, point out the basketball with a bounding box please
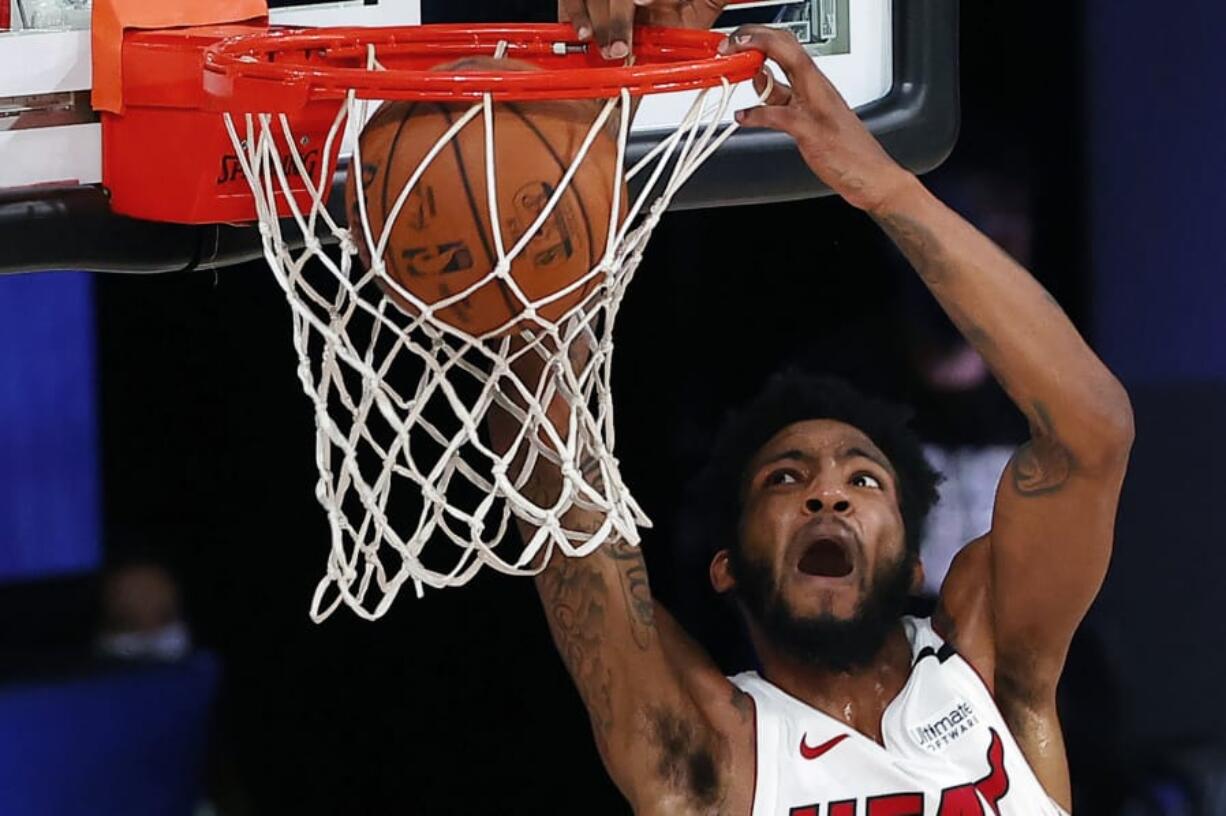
[345,57,628,336]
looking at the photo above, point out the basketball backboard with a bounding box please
[0,0,958,274]
[0,0,420,190]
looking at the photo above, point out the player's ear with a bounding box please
[710,549,736,594]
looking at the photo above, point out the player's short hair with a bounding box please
[689,370,942,564]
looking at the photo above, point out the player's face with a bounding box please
[737,419,908,623]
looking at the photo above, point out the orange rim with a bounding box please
[203,23,764,107]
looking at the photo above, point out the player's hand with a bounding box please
[720,25,915,213]
[559,0,731,61]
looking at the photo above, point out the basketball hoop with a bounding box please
[203,24,763,104]
[196,23,764,620]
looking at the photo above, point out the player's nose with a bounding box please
[803,482,852,516]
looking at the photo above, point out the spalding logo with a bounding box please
[216,149,320,185]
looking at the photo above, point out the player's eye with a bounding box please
[765,469,802,487]
[851,473,883,490]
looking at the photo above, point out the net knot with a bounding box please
[338,231,359,256]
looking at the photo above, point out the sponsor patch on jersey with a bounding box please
[911,698,979,752]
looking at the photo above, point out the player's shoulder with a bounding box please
[934,535,998,692]
[935,536,1066,710]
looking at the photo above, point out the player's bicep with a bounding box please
[534,541,733,811]
[986,430,1130,689]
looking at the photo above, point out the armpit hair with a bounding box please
[646,706,722,809]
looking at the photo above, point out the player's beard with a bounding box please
[729,542,916,673]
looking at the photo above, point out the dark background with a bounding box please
[2,0,1225,813]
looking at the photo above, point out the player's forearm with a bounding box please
[714,25,1130,450]
[496,427,661,792]
[872,176,1133,462]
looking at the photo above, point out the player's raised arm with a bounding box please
[721,25,1133,695]
[486,338,751,815]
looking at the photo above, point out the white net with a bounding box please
[222,45,752,621]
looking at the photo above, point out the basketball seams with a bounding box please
[437,103,520,325]
[379,102,420,283]
[506,103,600,275]
[350,89,626,336]
[436,104,497,270]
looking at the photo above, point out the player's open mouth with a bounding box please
[797,538,854,579]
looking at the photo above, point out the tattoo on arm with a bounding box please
[877,211,1004,367]
[537,540,659,743]
[604,540,657,650]
[875,211,948,285]
[1011,402,1075,497]
[540,525,727,807]
[538,557,616,745]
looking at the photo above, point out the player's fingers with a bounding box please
[720,25,815,87]
[752,68,792,107]
[583,1,621,60]
[600,0,635,60]
[734,103,800,134]
[559,0,594,40]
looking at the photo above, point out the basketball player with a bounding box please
[490,8,1135,814]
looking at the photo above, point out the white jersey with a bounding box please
[730,617,1069,816]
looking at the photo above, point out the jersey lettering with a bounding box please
[868,793,924,815]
